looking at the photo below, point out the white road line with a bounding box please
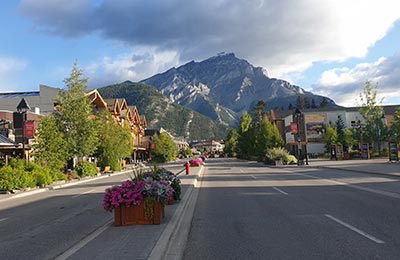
[272,186,288,195]
[54,218,113,260]
[0,218,7,222]
[250,175,257,180]
[298,173,400,199]
[325,214,385,244]
[72,188,97,198]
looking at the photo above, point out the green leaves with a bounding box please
[56,62,99,160]
[151,132,178,163]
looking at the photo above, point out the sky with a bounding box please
[1,0,400,107]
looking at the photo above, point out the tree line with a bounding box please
[321,80,400,157]
[224,101,288,162]
[33,62,133,173]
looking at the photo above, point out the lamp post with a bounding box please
[294,108,308,165]
[16,98,30,162]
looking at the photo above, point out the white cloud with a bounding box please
[0,57,28,91]
[85,48,180,88]
[19,0,400,79]
[312,53,400,107]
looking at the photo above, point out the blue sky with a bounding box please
[1,0,400,107]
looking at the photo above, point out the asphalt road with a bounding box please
[183,158,400,260]
[0,172,129,260]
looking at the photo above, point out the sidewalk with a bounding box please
[54,163,204,260]
[303,158,400,178]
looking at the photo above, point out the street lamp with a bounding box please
[376,113,386,157]
[293,108,308,165]
[16,98,30,162]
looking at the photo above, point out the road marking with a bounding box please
[325,214,385,244]
[72,188,97,198]
[54,218,113,260]
[298,173,400,199]
[250,175,257,180]
[272,186,288,195]
[0,218,7,222]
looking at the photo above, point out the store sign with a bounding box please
[290,122,298,134]
[24,121,35,137]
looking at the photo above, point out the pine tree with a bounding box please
[335,115,346,145]
[303,96,310,109]
[237,112,253,159]
[224,128,239,157]
[252,100,267,126]
[296,96,304,109]
[311,98,317,109]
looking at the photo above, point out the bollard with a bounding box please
[185,161,190,175]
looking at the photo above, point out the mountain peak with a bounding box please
[142,53,337,126]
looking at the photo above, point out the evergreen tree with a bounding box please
[296,96,304,109]
[252,100,267,126]
[335,115,346,145]
[236,112,253,159]
[288,103,293,110]
[224,128,239,157]
[303,96,310,109]
[311,98,317,109]
[55,62,99,160]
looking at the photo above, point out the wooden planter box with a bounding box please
[114,201,164,226]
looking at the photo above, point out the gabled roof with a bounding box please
[139,115,147,128]
[86,89,107,110]
[104,99,121,115]
[118,98,129,111]
[129,106,140,125]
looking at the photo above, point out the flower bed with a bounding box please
[103,166,180,225]
[189,158,203,167]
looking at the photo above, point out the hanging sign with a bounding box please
[290,122,298,134]
[24,121,35,137]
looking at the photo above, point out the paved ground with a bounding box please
[299,158,400,177]
[1,157,399,260]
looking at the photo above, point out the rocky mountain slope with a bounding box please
[98,81,228,140]
[142,53,337,126]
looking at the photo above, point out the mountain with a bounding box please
[97,81,228,140]
[141,53,337,126]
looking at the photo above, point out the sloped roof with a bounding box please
[0,134,17,147]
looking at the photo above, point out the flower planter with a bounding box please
[114,201,164,226]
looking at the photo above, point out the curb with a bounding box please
[148,165,204,260]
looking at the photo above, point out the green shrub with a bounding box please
[110,160,122,172]
[284,155,298,165]
[0,165,17,191]
[53,171,67,181]
[265,147,297,165]
[28,164,53,187]
[69,170,79,180]
[34,171,53,187]
[76,161,98,177]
